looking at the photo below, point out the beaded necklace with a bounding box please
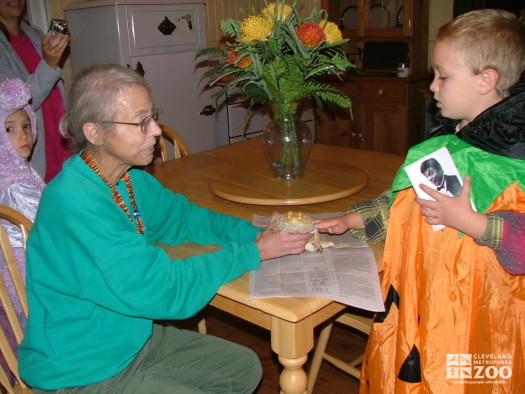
[81,151,144,234]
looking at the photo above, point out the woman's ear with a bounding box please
[83,123,105,146]
[479,68,499,95]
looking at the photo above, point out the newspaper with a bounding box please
[249,214,385,312]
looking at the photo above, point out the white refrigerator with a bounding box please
[65,0,219,154]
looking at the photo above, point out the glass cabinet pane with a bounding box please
[338,0,359,30]
[367,0,405,30]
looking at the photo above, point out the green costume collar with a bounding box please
[391,135,525,213]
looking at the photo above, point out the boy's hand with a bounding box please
[417,176,487,238]
[315,212,364,235]
[315,217,349,235]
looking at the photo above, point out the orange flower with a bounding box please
[227,51,252,68]
[295,21,326,48]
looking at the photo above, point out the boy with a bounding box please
[315,9,525,392]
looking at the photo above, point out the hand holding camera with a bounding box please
[43,19,70,70]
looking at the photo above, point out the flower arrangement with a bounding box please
[196,1,353,178]
[196,0,352,109]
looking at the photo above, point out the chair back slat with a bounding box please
[0,204,33,393]
[0,206,31,318]
[0,230,24,343]
[158,124,190,161]
[0,229,27,319]
[0,316,23,392]
[0,358,15,394]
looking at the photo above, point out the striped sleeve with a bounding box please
[476,213,503,249]
[477,212,525,275]
[348,190,391,244]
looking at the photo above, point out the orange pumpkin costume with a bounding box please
[360,135,525,393]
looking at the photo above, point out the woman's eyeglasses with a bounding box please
[99,108,162,134]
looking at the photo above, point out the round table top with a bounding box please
[207,142,369,205]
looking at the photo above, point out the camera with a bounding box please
[49,19,69,35]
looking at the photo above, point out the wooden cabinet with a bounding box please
[316,0,430,154]
[321,0,429,76]
[315,76,428,155]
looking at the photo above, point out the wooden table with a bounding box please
[207,144,368,205]
[145,138,405,394]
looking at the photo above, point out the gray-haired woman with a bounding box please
[19,64,312,393]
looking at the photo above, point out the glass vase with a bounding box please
[262,101,313,179]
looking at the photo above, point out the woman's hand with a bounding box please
[256,213,312,260]
[41,32,70,69]
[417,176,487,238]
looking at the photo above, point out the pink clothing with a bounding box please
[496,211,525,275]
[10,33,70,182]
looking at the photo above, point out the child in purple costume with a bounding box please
[0,77,44,331]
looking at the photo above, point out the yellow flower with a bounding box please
[262,3,293,21]
[321,21,343,44]
[238,16,273,44]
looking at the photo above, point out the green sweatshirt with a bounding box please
[18,155,262,390]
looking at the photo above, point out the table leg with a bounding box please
[271,317,314,394]
[278,355,308,394]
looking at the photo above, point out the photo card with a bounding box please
[404,147,470,231]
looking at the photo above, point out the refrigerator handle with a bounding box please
[127,62,146,77]
[199,104,216,116]
[135,62,145,77]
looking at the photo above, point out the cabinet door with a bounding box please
[314,79,414,154]
[348,102,365,150]
[333,0,360,35]
[364,0,409,37]
[322,0,410,38]
[314,105,352,147]
[315,80,358,147]
[356,99,407,154]
[357,80,407,154]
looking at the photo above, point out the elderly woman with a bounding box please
[18,64,312,393]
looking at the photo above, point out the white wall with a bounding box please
[428,0,454,68]
[26,0,51,32]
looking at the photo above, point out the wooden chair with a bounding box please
[158,123,191,161]
[307,309,373,393]
[0,204,33,393]
[155,126,208,334]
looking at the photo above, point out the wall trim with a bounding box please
[27,0,51,32]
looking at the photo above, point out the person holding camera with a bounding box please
[0,0,71,182]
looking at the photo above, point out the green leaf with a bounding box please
[220,18,241,37]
